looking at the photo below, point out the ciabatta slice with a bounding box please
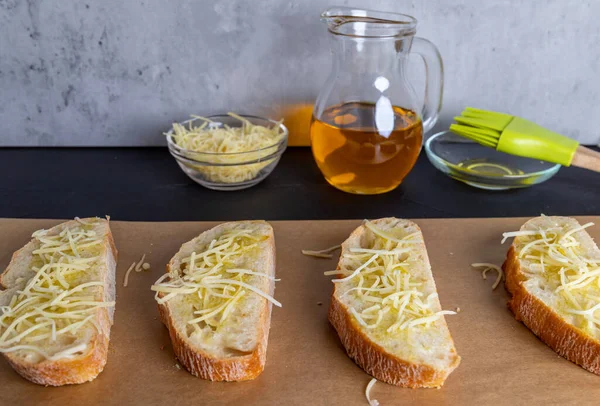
[328,218,460,388]
[503,216,600,374]
[0,218,117,386]
[152,221,277,381]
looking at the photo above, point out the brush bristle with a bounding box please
[458,107,513,131]
[449,124,499,148]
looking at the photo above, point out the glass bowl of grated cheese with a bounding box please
[166,113,288,190]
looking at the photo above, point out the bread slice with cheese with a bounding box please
[503,216,600,374]
[0,218,117,386]
[328,218,460,388]
[151,221,279,381]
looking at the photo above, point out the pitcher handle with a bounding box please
[411,37,444,134]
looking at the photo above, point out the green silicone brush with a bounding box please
[450,108,600,172]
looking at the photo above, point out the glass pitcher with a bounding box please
[311,7,443,195]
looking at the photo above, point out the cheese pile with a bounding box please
[505,222,600,334]
[0,220,112,361]
[169,113,285,184]
[151,229,281,330]
[327,221,455,333]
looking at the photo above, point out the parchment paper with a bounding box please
[1,217,599,405]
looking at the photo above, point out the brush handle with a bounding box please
[571,146,600,172]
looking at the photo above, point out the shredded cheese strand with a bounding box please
[471,263,504,290]
[123,262,136,287]
[366,378,380,406]
[559,222,595,244]
[301,244,342,259]
[135,254,147,272]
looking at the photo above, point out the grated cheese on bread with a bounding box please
[503,216,600,374]
[151,221,278,381]
[0,218,117,386]
[327,218,460,388]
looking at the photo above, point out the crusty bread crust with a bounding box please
[0,218,117,386]
[503,219,600,375]
[329,295,458,388]
[4,333,110,386]
[158,295,269,381]
[157,221,275,381]
[328,218,460,388]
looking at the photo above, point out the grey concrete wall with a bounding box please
[1,0,599,146]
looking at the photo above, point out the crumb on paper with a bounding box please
[317,302,323,306]
[160,345,165,351]
[142,262,151,271]
[175,363,182,370]
[455,307,461,313]
[449,252,454,255]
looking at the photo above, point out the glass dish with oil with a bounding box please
[425,131,561,190]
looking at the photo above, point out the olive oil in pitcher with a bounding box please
[310,102,423,194]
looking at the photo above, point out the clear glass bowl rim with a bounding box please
[166,114,289,158]
[424,130,561,180]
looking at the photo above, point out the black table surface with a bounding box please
[1,147,598,221]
